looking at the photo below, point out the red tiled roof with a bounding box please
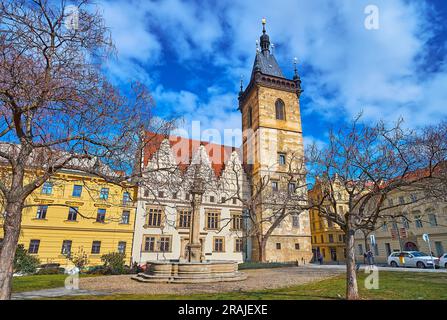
[143,132,239,177]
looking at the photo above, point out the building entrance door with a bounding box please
[330,247,337,261]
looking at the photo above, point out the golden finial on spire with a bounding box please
[262,18,266,33]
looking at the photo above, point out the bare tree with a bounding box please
[0,0,173,299]
[223,151,311,262]
[307,117,446,300]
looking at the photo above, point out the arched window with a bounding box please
[247,106,252,127]
[275,99,285,120]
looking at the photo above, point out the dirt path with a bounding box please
[79,266,343,295]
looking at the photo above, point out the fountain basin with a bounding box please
[131,260,247,283]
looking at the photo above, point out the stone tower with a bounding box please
[238,20,312,263]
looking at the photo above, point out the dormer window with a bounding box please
[275,99,285,120]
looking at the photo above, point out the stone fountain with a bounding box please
[132,168,247,283]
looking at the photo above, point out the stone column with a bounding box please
[186,169,205,262]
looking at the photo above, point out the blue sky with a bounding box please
[96,0,447,147]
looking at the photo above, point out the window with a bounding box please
[91,241,101,254]
[399,196,405,205]
[99,188,109,200]
[41,182,53,195]
[159,237,170,252]
[435,241,444,257]
[415,215,423,228]
[235,238,243,252]
[232,212,243,230]
[96,208,106,223]
[381,222,388,232]
[213,237,225,252]
[428,213,438,227]
[67,207,78,221]
[373,244,379,256]
[387,199,394,207]
[118,241,126,254]
[385,243,392,256]
[410,194,417,202]
[320,235,324,243]
[123,192,131,205]
[402,216,409,229]
[247,107,253,128]
[358,244,364,255]
[272,181,279,192]
[72,185,82,197]
[29,240,40,254]
[295,243,300,250]
[232,198,237,205]
[278,153,286,165]
[209,196,215,203]
[327,219,333,228]
[392,221,398,230]
[147,208,163,227]
[144,189,149,197]
[144,236,156,252]
[35,205,48,219]
[288,182,296,193]
[328,234,334,243]
[206,211,220,230]
[275,99,285,120]
[338,234,343,242]
[292,215,300,228]
[185,193,190,200]
[121,211,130,224]
[158,191,165,198]
[178,210,192,228]
[221,197,226,203]
[276,242,281,250]
[61,240,72,255]
[172,192,178,199]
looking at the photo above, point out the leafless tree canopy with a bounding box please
[306,117,447,300]
[0,0,174,299]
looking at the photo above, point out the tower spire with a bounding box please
[260,18,270,53]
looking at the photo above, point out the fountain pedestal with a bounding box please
[132,164,246,284]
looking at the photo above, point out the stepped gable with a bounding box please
[143,132,240,178]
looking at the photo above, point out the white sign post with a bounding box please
[422,233,436,270]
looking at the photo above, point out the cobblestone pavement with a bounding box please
[78,266,344,295]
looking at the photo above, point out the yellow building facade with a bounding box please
[0,169,137,267]
[308,185,347,263]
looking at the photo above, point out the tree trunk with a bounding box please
[0,201,24,300]
[345,229,359,300]
[255,236,267,263]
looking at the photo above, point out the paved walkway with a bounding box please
[11,287,109,300]
[306,263,447,273]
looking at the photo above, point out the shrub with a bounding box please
[14,244,40,274]
[66,247,89,270]
[100,252,126,274]
[36,267,65,275]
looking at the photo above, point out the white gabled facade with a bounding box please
[131,139,247,264]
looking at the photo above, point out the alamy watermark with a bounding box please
[364,5,380,30]
[364,265,379,290]
[64,5,79,31]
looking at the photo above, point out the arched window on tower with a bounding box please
[248,106,252,128]
[275,99,285,120]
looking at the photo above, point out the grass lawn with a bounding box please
[12,274,68,293]
[12,274,97,293]
[53,271,447,300]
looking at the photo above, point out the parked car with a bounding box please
[387,251,440,269]
[440,253,447,268]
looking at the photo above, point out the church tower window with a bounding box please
[275,99,285,120]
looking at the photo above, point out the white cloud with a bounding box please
[96,0,447,136]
